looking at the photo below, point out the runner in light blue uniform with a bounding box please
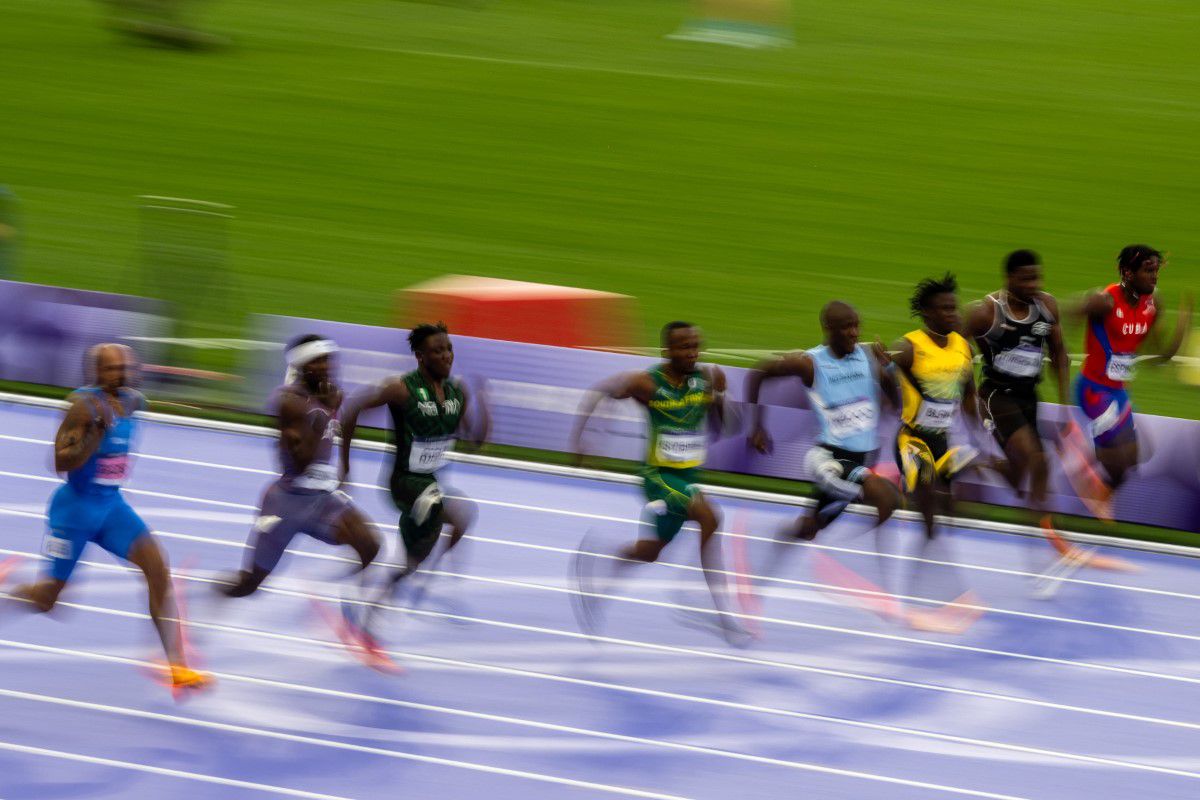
[748,301,900,540]
[6,344,210,692]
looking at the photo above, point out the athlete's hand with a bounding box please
[870,337,892,365]
[749,426,772,455]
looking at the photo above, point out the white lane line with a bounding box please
[0,637,1194,784]
[0,740,356,799]
[0,690,693,800]
[358,46,785,89]
[0,459,1191,603]
[10,538,1199,735]
[4,499,1200,650]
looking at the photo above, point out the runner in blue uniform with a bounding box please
[6,344,210,693]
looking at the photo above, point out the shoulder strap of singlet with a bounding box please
[984,293,1006,340]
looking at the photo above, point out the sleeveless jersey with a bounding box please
[977,291,1055,389]
[807,344,880,453]
[387,370,465,477]
[1081,284,1157,389]
[276,384,341,492]
[899,330,973,434]
[645,366,711,470]
[67,386,145,495]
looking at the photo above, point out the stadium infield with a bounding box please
[4,0,1199,415]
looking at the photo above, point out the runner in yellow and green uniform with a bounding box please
[572,321,747,645]
[888,274,989,633]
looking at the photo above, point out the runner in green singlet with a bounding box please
[571,321,747,644]
[339,323,487,655]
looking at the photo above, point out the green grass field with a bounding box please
[5,0,1200,414]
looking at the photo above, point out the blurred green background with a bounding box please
[4,0,1198,413]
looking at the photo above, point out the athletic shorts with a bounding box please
[641,466,701,544]
[894,428,975,493]
[806,444,872,525]
[43,484,150,582]
[390,471,446,563]
[979,382,1040,450]
[251,481,354,573]
[1075,375,1135,447]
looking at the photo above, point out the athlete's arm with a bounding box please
[571,372,653,463]
[1144,291,1194,362]
[53,396,106,473]
[339,379,408,484]
[457,381,490,452]
[1042,294,1071,406]
[964,299,995,343]
[745,354,813,454]
[705,365,728,433]
[1077,289,1115,321]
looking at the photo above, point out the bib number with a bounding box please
[1106,354,1136,383]
[823,399,877,441]
[656,432,707,465]
[94,454,130,486]
[43,533,73,560]
[409,436,455,474]
[914,398,957,430]
[994,344,1043,378]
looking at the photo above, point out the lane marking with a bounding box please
[0,741,356,799]
[0,638,1194,784]
[9,548,1200,730]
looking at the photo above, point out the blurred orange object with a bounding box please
[398,275,637,349]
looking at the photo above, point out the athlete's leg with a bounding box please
[1096,438,1138,489]
[12,578,67,612]
[332,504,380,572]
[125,536,186,665]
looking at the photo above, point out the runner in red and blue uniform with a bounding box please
[1074,245,1192,497]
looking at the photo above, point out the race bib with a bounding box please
[94,454,130,486]
[994,344,1043,378]
[43,533,73,560]
[409,436,456,474]
[1106,353,1136,383]
[294,462,338,491]
[656,431,707,465]
[823,399,877,441]
[913,398,957,430]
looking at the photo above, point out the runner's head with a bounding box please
[409,322,453,380]
[286,334,337,392]
[820,301,860,356]
[661,321,700,374]
[1004,249,1043,303]
[910,273,959,336]
[1118,244,1162,296]
[88,343,135,394]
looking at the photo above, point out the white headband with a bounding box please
[284,339,338,383]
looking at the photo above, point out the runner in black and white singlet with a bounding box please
[220,335,380,600]
[966,250,1084,562]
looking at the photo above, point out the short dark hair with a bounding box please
[819,300,855,329]
[1004,249,1040,274]
[408,321,449,353]
[909,273,958,317]
[661,321,695,348]
[1118,244,1162,274]
[286,333,325,351]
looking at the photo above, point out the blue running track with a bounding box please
[1,399,1199,800]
